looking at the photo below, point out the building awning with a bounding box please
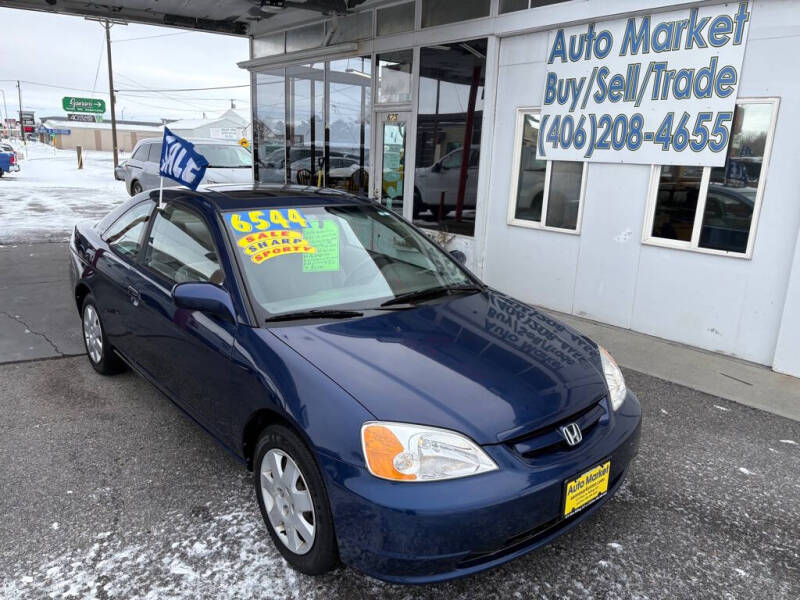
[0,0,369,35]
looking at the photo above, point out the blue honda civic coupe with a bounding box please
[69,184,641,583]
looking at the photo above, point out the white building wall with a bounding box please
[481,0,800,371]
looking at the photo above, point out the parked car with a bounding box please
[413,146,480,219]
[114,160,127,181]
[69,184,641,583]
[0,142,20,161]
[0,150,20,176]
[122,137,252,195]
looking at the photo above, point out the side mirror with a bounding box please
[431,162,442,173]
[172,282,235,322]
[449,250,467,264]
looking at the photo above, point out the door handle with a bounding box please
[127,285,141,307]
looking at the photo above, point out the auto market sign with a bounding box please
[538,2,750,166]
[62,96,106,114]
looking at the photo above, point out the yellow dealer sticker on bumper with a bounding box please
[563,460,611,518]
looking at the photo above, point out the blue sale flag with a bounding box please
[159,127,208,190]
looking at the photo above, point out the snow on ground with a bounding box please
[0,141,129,243]
[1,500,305,600]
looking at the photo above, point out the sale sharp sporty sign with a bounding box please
[538,2,751,166]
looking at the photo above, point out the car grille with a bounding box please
[506,397,608,460]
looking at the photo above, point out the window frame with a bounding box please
[101,198,156,262]
[138,201,225,287]
[641,97,780,260]
[506,107,587,235]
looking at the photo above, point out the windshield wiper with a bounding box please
[380,283,483,308]
[265,309,364,323]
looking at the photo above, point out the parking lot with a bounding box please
[1,152,799,599]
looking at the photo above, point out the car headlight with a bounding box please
[361,421,498,482]
[598,345,626,411]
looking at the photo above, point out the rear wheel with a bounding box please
[81,294,125,375]
[130,180,143,196]
[254,425,338,575]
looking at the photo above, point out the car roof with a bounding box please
[134,136,243,147]
[183,184,373,211]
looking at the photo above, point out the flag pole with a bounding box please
[159,175,164,207]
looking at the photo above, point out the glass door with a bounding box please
[373,111,411,215]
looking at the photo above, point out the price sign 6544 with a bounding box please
[227,208,309,233]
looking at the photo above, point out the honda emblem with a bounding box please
[560,422,583,446]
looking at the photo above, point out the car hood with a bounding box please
[267,290,608,445]
[202,167,253,184]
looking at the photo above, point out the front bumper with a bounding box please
[319,390,642,583]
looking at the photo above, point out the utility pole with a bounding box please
[104,20,119,168]
[17,80,26,153]
[86,16,126,168]
[0,89,8,135]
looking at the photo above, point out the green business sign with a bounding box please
[62,96,106,114]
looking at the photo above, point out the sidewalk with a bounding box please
[552,309,800,422]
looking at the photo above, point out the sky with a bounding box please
[0,7,250,124]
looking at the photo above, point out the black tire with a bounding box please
[254,424,339,575]
[0,167,4,178]
[130,180,143,196]
[81,294,126,375]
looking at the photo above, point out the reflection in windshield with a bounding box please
[224,205,472,317]
[194,144,252,168]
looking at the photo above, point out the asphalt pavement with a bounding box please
[0,242,84,363]
[0,356,798,599]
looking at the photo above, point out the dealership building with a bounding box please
[7,0,800,380]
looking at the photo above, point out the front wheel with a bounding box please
[254,425,339,575]
[81,295,126,375]
[130,180,143,196]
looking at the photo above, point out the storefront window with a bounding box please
[500,0,571,13]
[511,112,546,221]
[286,63,325,186]
[421,0,490,28]
[413,39,487,237]
[646,99,778,257]
[651,166,703,242]
[376,50,413,104]
[500,0,529,13]
[508,109,586,232]
[377,2,415,36]
[255,70,286,184]
[327,57,371,195]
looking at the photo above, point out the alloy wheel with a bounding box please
[83,304,103,364]
[260,448,316,555]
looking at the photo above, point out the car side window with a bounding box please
[131,144,149,161]
[147,143,163,164]
[102,200,155,259]
[441,150,462,169]
[143,204,224,285]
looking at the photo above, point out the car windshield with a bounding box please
[223,204,474,317]
[194,144,251,168]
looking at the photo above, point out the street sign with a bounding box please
[38,127,71,135]
[67,113,98,123]
[62,96,106,114]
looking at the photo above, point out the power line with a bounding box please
[91,34,105,94]
[0,79,109,94]
[114,83,249,92]
[112,31,191,43]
